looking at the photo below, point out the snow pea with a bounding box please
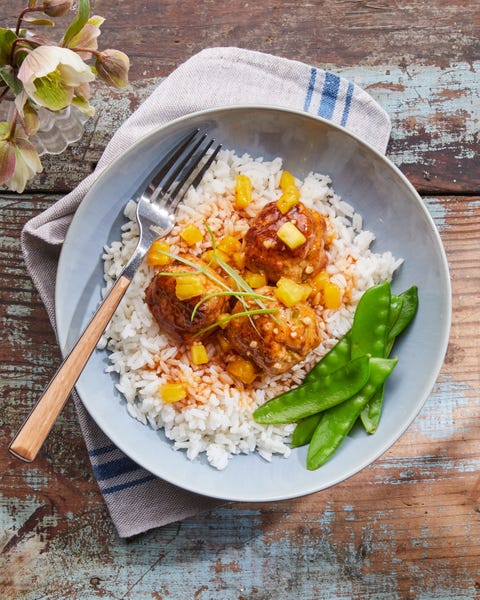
[386,285,418,355]
[253,356,370,424]
[361,285,419,433]
[306,357,398,470]
[293,285,399,447]
[290,413,322,448]
[351,281,391,359]
[303,332,351,384]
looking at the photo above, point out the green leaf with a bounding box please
[0,65,23,95]
[0,28,17,66]
[62,0,90,47]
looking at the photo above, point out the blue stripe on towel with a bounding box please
[102,474,156,495]
[318,72,340,119]
[303,67,317,112]
[93,456,142,481]
[88,443,118,457]
[341,81,355,126]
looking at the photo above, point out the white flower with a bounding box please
[17,45,95,115]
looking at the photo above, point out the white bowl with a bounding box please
[56,106,451,501]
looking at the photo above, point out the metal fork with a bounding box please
[9,129,221,462]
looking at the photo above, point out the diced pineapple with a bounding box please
[160,382,187,403]
[279,170,296,190]
[180,223,203,245]
[190,342,209,365]
[202,248,230,267]
[147,239,171,267]
[217,333,231,352]
[323,281,342,309]
[227,356,257,384]
[234,174,252,209]
[275,277,311,307]
[244,270,267,289]
[217,313,231,329]
[232,251,246,270]
[311,270,330,293]
[277,186,300,214]
[217,235,242,255]
[276,221,306,250]
[175,274,206,300]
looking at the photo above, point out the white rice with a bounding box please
[99,149,402,470]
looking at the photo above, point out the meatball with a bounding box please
[145,254,229,341]
[244,201,328,283]
[225,287,321,375]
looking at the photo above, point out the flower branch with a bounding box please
[0,0,130,192]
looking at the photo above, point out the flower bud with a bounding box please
[43,0,74,17]
[96,49,130,88]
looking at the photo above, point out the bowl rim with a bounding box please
[56,104,452,501]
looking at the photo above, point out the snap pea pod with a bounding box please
[359,293,402,434]
[386,285,418,355]
[306,357,398,470]
[290,413,322,448]
[303,332,351,384]
[361,285,419,433]
[253,356,370,424]
[293,284,397,447]
[351,281,391,360]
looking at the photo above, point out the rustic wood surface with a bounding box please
[1,0,479,598]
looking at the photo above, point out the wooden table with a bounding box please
[1,1,479,597]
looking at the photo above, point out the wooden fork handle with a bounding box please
[9,275,131,463]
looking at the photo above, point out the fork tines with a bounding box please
[148,129,222,207]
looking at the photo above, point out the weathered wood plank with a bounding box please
[1,2,480,195]
[1,193,478,598]
[6,60,480,196]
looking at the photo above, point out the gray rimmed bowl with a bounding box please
[56,106,451,501]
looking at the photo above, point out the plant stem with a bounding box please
[69,47,102,59]
[15,7,38,35]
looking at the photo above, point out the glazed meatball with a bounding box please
[145,254,229,341]
[244,201,328,283]
[225,287,321,375]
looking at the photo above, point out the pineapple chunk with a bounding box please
[275,277,312,307]
[277,186,300,214]
[202,248,230,267]
[244,270,267,289]
[311,270,330,293]
[160,383,187,403]
[147,239,171,267]
[234,174,252,209]
[323,281,342,309]
[180,223,203,245]
[217,313,231,329]
[217,333,231,352]
[232,251,246,270]
[217,235,242,255]
[280,170,296,190]
[175,274,206,300]
[277,221,306,250]
[190,342,209,365]
[227,356,257,384]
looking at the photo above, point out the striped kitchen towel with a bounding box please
[21,47,391,538]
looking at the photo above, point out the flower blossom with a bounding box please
[0,122,42,193]
[17,45,95,115]
[66,15,105,60]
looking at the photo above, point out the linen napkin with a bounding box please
[21,47,391,538]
